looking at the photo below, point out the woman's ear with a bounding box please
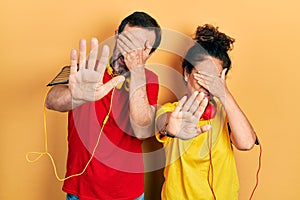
[183,68,189,83]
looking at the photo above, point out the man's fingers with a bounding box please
[87,38,99,70]
[70,49,78,76]
[117,32,143,55]
[117,36,131,55]
[79,39,87,69]
[96,45,110,79]
[90,37,98,50]
[97,76,125,99]
[120,31,142,49]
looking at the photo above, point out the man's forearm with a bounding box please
[130,86,154,125]
[130,104,156,139]
[129,86,156,139]
[129,67,156,139]
[46,85,73,112]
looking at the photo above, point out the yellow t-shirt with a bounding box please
[156,100,239,200]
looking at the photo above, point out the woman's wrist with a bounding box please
[158,122,175,138]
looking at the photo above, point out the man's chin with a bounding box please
[118,69,130,76]
[114,67,130,77]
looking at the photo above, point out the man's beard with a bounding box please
[110,55,130,76]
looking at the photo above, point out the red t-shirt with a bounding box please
[62,69,159,200]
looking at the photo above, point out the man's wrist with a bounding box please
[71,98,86,109]
[129,65,145,73]
[129,66,146,97]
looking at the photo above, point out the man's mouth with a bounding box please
[203,91,210,99]
[118,55,125,65]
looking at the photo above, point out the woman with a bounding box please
[156,24,257,200]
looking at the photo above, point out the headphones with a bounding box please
[107,64,130,92]
[201,100,216,120]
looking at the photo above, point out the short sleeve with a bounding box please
[145,69,159,106]
[155,102,178,144]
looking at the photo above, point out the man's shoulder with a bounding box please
[144,68,158,85]
[145,68,158,77]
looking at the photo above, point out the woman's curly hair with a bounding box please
[183,24,235,75]
[194,24,235,52]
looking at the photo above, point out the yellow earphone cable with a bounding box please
[26,88,115,181]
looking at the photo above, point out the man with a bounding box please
[46,11,161,200]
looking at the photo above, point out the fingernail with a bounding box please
[71,49,77,56]
[116,76,125,85]
[91,37,98,43]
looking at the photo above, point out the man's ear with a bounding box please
[144,40,152,55]
[144,48,152,57]
[114,29,118,40]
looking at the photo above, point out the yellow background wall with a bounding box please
[1,0,300,199]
